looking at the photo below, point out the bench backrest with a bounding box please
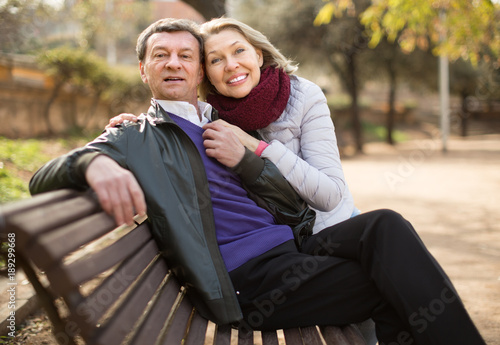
[0,189,367,345]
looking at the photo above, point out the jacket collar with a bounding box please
[145,99,216,126]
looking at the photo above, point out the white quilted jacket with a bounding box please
[258,75,356,233]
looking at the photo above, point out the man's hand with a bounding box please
[85,155,146,226]
[105,113,139,129]
[202,121,246,168]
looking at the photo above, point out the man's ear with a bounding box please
[197,65,204,86]
[139,62,148,84]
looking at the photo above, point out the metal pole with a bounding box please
[439,10,450,152]
[439,54,449,152]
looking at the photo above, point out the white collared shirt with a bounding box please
[155,99,213,127]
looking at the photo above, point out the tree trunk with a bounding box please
[460,92,469,137]
[181,0,226,20]
[386,61,396,145]
[42,82,63,136]
[67,95,80,131]
[346,52,363,154]
[82,91,102,128]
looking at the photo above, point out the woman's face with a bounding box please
[204,29,263,99]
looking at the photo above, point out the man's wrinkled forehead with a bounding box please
[146,30,203,59]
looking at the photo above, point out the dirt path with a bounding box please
[342,134,500,344]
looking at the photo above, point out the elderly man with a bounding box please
[30,18,485,345]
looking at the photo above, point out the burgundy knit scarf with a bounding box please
[207,67,291,131]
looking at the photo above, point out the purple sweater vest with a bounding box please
[170,114,293,271]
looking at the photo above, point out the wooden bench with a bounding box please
[0,189,370,345]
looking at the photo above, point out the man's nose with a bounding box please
[165,56,181,69]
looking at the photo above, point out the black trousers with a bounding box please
[229,209,486,345]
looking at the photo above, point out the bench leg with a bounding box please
[18,254,79,345]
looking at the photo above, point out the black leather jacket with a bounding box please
[29,101,315,324]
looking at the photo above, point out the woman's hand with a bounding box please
[211,119,260,152]
[105,113,139,129]
[202,121,246,168]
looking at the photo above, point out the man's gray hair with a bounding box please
[136,18,203,62]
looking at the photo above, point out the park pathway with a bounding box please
[342,134,500,344]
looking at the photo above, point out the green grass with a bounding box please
[0,131,101,204]
[0,137,52,203]
[0,168,30,202]
[0,137,51,171]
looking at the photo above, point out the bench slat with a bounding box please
[29,212,116,270]
[237,327,254,345]
[321,325,353,345]
[299,326,324,345]
[341,325,367,345]
[261,331,280,345]
[214,324,232,345]
[69,239,160,335]
[0,189,76,219]
[283,327,304,345]
[160,293,196,345]
[129,274,181,345]
[9,194,100,248]
[92,257,169,345]
[184,311,209,345]
[46,223,152,297]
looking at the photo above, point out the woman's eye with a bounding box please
[235,48,245,54]
[210,58,221,64]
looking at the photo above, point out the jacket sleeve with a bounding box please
[232,148,315,246]
[29,149,101,195]
[29,128,129,195]
[261,80,347,212]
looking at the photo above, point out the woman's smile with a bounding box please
[227,74,248,85]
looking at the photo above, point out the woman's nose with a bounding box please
[225,57,239,71]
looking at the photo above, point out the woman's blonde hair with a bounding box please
[199,17,298,99]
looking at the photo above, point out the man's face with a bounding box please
[140,31,204,105]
